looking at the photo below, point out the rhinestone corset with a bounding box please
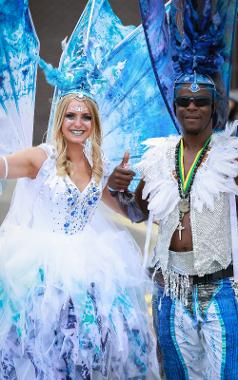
[60,178,101,235]
[26,144,105,235]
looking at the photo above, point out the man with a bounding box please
[108,73,238,379]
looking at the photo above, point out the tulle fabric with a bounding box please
[0,215,158,379]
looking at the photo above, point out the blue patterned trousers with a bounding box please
[152,278,238,380]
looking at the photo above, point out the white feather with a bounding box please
[137,128,238,219]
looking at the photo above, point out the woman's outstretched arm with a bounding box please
[0,147,48,180]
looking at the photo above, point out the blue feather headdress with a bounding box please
[38,55,103,100]
[170,0,226,76]
[169,0,238,128]
[139,0,238,130]
[38,0,135,103]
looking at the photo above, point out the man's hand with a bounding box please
[107,151,136,191]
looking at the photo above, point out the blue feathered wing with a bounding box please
[0,0,39,155]
[138,0,179,132]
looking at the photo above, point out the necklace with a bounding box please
[175,135,211,240]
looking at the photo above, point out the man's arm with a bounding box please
[135,179,149,219]
[107,153,148,222]
[107,181,148,223]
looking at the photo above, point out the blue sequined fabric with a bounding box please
[63,179,101,235]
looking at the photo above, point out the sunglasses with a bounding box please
[174,96,213,107]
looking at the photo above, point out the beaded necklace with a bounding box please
[175,135,211,240]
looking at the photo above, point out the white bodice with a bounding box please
[3,144,109,235]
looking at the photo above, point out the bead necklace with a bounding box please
[175,135,211,240]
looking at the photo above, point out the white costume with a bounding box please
[0,144,158,380]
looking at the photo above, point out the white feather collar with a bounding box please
[137,125,238,219]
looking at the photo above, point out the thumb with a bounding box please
[121,151,130,168]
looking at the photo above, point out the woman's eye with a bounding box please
[82,115,92,121]
[65,113,75,119]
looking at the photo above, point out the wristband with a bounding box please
[1,156,8,179]
[107,185,117,192]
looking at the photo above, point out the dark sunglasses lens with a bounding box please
[194,97,212,106]
[175,97,190,107]
[175,96,212,107]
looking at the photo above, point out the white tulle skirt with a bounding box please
[0,216,159,379]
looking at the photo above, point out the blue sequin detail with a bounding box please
[63,180,101,235]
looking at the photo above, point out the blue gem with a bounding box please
[190,83,200,93]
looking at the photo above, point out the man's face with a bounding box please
[174,85,214,136]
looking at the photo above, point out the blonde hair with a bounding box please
[52,93,103,184]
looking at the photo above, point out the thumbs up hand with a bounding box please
[121,151,130,169]
[107,151,135,192]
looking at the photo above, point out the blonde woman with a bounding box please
[0,93,159,380]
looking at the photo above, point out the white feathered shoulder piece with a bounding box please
[137,125,238,220]
[136,135,180,220]
[193,124,238,212]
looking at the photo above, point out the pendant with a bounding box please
[177,221,185,240]
[178,198,190,213]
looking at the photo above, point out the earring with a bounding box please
[83,138,93,167]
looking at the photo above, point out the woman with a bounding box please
[0,93,158,379]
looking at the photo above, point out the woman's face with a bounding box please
[61,99,93,145]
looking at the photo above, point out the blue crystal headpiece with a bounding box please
[174,72,216,94]
[38,54,103,101]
